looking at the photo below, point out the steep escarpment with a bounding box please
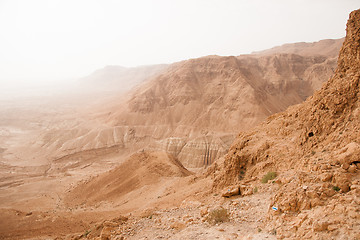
[212,9,360,239]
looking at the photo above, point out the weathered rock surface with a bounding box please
[152,134,235,168]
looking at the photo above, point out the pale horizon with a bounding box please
[0,0,358,87]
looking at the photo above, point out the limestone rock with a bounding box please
[222,186,240,197]
[170,221,186,230]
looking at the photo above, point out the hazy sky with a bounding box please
[0,0,358,86]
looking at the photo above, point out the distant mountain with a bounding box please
[106,54,337,133]
[253,38,344,58]
[80,64,168,92]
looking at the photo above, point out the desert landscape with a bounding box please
[0,4,359,240]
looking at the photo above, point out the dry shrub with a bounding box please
[206,207,229,224]
[261,171,277,183]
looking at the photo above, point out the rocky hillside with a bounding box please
[107,53,336,132]
[211,9,360,239]
[31,38,341,169]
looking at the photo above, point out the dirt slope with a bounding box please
[212,9,360,239]
[65,151,191,206]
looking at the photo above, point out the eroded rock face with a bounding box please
[153,135,235,168]
[211,8,360,239]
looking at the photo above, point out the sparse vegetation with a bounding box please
[238,170,245,180]
[270,228,277,235]
[261,172,277,183]
[82,230,91,238]
[333,186,340,192]
[253,186,258,193]
[206,207,230,224]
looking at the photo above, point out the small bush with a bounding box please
[333,186,340,192]
[206,208,229,224]
[253,186,258,193]
[82,230,91,238]
[261,172,277,183]
[238,170,245,180]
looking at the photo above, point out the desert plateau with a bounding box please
[0,4,359,240]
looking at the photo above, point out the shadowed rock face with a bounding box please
[211,9,360,239]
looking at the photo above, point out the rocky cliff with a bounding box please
[212,9,360,239]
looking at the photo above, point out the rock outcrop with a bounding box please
[152,134,235,168]
[211,9,360,239]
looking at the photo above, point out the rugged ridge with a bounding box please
[107,53,337,132]
[212,9,360,239]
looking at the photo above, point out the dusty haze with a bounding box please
[0,2,359,240]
